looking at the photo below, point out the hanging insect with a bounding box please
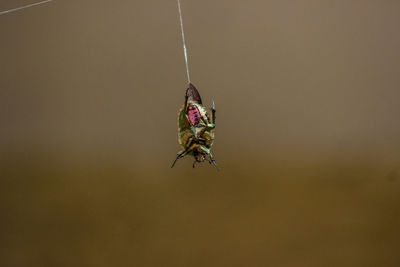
[171,83,219,170]
[171,1,219,170]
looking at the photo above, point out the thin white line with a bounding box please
[177,0,191,84]
[0,0,54,15]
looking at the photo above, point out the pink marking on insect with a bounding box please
[188,105,201,126]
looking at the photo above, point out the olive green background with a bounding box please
[1,0,400,266]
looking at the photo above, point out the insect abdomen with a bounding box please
[188,107,201,125]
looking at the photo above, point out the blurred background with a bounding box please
[1,0,400,266]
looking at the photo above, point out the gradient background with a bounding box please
[1,0,400,266]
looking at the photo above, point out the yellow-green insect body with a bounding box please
[171,83,219,170]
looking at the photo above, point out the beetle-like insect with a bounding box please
[171,83,219,170]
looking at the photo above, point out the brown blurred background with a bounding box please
[1,0,400,266]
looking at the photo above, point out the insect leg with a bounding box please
[199,146,220,171]
[171,149,189,168]
[197,123,215,137]
[171,138,195,168]
[209,153,220,171]
[212,99,216,124]
[209,152,220,171]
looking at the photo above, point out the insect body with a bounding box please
[171,83,219,170]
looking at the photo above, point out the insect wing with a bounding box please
[187,83,202,104]
[178,107,190,131]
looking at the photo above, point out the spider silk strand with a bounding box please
[177,0,191,84]
[2,0,191,86]
[0,0,54,15]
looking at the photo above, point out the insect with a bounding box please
[171,83,219,170]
